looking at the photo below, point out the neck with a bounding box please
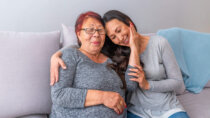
[138,34,150,54]
[79,47,101,59]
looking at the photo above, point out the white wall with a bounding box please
[0,0,210,33]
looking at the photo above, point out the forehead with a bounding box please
[105,19,124,34]
[82,17,103,27]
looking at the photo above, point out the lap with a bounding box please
[127,111,189,118]
[127,111,142,118]
[169,112,190,118]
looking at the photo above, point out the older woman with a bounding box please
[50,10,190,118]
[50,11,133,118]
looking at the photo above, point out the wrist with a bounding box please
[144,81,150,90]
[139,79,150,90]
[100,91,106,105]
[130,47,140,54]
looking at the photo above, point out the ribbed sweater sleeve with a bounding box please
[148,38,185,93]
[51,48,87,108]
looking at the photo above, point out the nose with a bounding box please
[117,34,123,42]
[92,30,100,37]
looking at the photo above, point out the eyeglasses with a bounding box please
[81,28,106,35]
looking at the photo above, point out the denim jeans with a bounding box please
[127,111,142,118]
[127,111,190,118]
[169,112,190,118]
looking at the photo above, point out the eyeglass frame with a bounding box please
[81,28,106,35]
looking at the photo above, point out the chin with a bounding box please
[91,47,101,52]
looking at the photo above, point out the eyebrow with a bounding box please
[89,24,103,27]
[115,27,118,33]
[108,25,119,38]
[110,26,120,38]
[109,35,114,39]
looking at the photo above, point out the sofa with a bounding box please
[0,26,210,118]
[158,28,210,118]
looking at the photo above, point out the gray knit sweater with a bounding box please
[127,35,185,117]
[50,48,136,118]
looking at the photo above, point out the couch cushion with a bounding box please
[158,28,210,93]
[177,88,210,118]
[157,28,190,79]
[17,114,48,118]
[205,80,210,88]
[61,24,78,48]
[0,31,60,118]
[181,29,210,93]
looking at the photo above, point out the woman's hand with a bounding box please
[128,65,150,90]
[129,22,141,53]
[50,51,66,86]
[102,91,127,115]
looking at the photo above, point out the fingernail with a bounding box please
[125,105,127,108]
[130,22,133,26]
[64,66,67,69]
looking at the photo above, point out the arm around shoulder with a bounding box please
[51,49,88,108]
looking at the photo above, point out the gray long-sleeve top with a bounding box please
[126,35,186,117]
[50,48,136,118]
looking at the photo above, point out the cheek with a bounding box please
[101,35,106,41]
[80,35,91,45]
[100,36,106,45]
[111,39,120,45]
[83,34,92,41]
[123,27,130,35]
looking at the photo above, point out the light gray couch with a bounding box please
[0,31,60,118]
[1,30,210,118]
[177,85,210,118]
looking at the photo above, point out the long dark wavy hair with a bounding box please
[101,10,139,89]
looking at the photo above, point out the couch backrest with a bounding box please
[0,31,60,118]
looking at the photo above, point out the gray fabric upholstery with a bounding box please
[0,31,60,118]
[178,88,210,118]
[205,80,210,88]
[17,114,48,118]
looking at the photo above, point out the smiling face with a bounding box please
[77,17,106,53]
[105,19,130,47]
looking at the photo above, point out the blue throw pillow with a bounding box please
[158,28,210,93]
[157,28,190,78]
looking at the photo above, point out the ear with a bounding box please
[77,31,82,40]
[77,31,81,37]
[76,31,82,45]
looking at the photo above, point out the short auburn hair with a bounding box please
[75,11,104,46]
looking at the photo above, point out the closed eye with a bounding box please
[110,35,116,40]
[115,26,121,33]
[116,29,121,33]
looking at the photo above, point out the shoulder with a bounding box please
[99,53,113,64]
[61,48,79,63]
[150,35,167,43]
[106,57,113,64]
[150,35,170,48]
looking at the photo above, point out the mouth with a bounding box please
[123,35,129,45]
[92,41,100,45]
